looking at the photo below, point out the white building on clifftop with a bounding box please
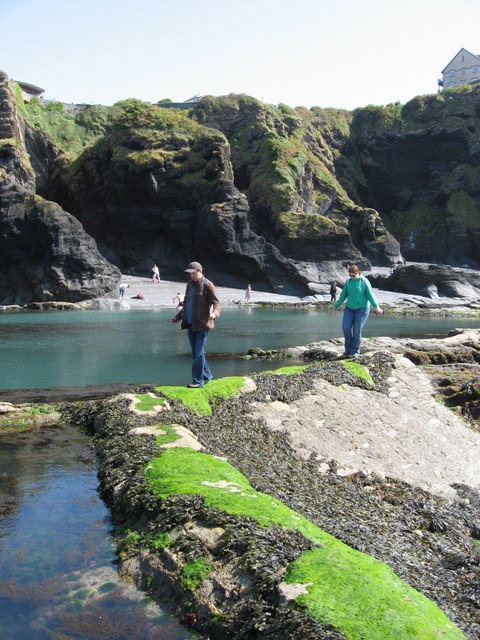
[439,48,480,91]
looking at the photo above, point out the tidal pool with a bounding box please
[0,423,195,640]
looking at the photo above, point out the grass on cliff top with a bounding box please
[112,98,225,144]
[154,376,247,415]
[145,448,465,640]
[18,91,112,155]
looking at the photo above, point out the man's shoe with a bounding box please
[187,383,202,388]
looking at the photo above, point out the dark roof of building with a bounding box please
[16,81,45,96]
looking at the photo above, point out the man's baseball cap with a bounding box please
[185,261,202,273]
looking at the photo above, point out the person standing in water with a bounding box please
[332,264,383,359]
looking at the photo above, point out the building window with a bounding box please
[472,66,478,73]
[449,70,455,76]
[472,77,479,83]
[461,68,465,75]
[460,80,466,85]
[448,81,455,87]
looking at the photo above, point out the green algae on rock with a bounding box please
[145,447,466,639]
[262,365,309,375]
[154,376,250,416]
[76,337,480,639]
[132,394,166,412]
[0,402,61,433]
[341,360,374,385]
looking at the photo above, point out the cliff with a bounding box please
[0,71,120,304]
[1,68,480,302]
[337,87,480,268]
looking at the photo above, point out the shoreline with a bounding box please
[2,276,480,314]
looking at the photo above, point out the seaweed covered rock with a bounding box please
[68,350,480,638]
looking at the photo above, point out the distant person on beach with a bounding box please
[119,283,130,299]
[330,281,338,301]
[331,264,383,359]
[173,291,185,308]
[180,262,221,388]
[151,263,160,282]
[245,284,252,304]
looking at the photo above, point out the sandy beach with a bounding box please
[98,273,440,311]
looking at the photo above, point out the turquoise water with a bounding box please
[0,307,479,390]
[0,423,193,640]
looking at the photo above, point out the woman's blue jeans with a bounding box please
[187,327,212,386]
[342,306,370,356]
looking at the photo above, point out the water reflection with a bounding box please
[0,424,193,640]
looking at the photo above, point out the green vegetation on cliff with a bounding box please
[350,83,480,138]
[192,94,356,228]
[17,88,112,155]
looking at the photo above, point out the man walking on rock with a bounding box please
[181,262,221,388]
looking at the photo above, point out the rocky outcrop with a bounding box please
[0,71,120,304]
[2,70,480,302]
[337,89,480,268]
[369,263,480,299]
[193,96,401,266]
[37,95,401,292]
[66,331,480,639]
[41,100,312,293]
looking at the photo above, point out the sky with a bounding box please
[1,0,479,111]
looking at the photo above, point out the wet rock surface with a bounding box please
[63,330,480,639]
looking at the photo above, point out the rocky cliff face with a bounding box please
[41,99,308,293]
[0,71,120,304]
[336,89,480,268]
[39,96,402,293]
[193,96,401,266]
[2,70,480,302]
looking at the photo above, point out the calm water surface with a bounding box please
[0,423,194,640]
[0,307,479,390]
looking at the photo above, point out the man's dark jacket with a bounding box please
[181,277,221,331]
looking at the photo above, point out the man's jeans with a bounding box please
[187,327,212,386]
[342,306,370,356]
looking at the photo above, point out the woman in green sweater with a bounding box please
[332,264,383,358]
